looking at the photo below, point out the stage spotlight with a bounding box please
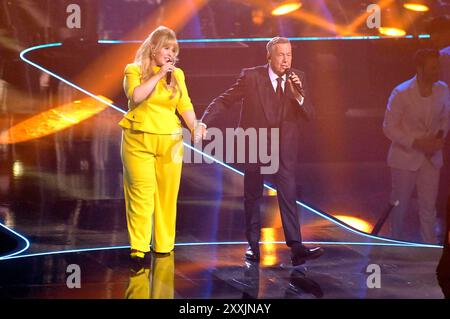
[379,27,407,37]
[333,215,372,233]
[271,1,302,16]
[251,9,265,26]
[12,161,24,178]
[403,2,430,12]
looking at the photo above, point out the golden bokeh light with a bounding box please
[379,27,407,37]
[261,227,278,266]
[0,96,112,144]
[333,215,372,233]
[271,2,302,16]
[403,3,430,12]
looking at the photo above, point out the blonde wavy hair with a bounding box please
[135,26,181,99]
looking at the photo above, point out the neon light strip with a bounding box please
[1,239,441,261]
[98,34,431,44]
[11,42,440,261]
[0,223,31,260]
[19,44,126,115]
[183,143,430,247]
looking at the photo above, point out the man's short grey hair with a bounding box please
[266,37,290,58]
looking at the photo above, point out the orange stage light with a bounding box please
[332,215,372,233]
[261,227,278,266]
[0,96,112,144]
[379,27,407,37]
[271,2,302,16]
[403,3,430,12]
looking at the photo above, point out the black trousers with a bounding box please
[243,163,302,249]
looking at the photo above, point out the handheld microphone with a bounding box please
[285,68,305,97]
[166,59,174,85]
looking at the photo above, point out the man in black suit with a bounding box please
[195,37,323,266]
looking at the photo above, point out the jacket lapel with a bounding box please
[255,65,281,126]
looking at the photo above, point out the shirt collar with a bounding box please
[268,65,287,83]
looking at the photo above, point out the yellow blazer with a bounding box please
[119,63,194,134]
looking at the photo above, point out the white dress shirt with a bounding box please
[199,66,306,129]
[268,66,304,106]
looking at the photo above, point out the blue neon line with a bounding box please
[175,240,441,248]
[98,34,431,44]
[183,143,244,177]
[14,41,441,260]
[3,245,131,260]
[98,40,143,44]
[184,142,424,247]
[295,201,426,246]
[1,239,442,261]
[20,44,126,115]
[0,222,31,260]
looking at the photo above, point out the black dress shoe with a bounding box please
[245,245,260,262]
[291,246,324,266]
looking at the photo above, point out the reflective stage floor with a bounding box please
[0,41,448,299]
[0,133,446,298]
[0,242,445,299]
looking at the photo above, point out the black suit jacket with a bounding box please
[201,64,314,129]
[201,64,315,169]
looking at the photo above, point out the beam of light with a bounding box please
[332,215,372,233]
[344,0,396,35]
[379,27,407,37]
[0,95,112,145]
[242,0,343,35]
[20,43,124,114]
[0,29,23,52]
[289,9,346,35]
[261,228,277,266]
[403,3,430,12]
[271,2,302,16]
[66,0,210,118]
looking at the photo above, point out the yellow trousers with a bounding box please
[121,129,183,253]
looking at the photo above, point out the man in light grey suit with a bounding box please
[383,49,450,244]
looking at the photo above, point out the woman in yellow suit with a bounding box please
[120,26,197,262]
